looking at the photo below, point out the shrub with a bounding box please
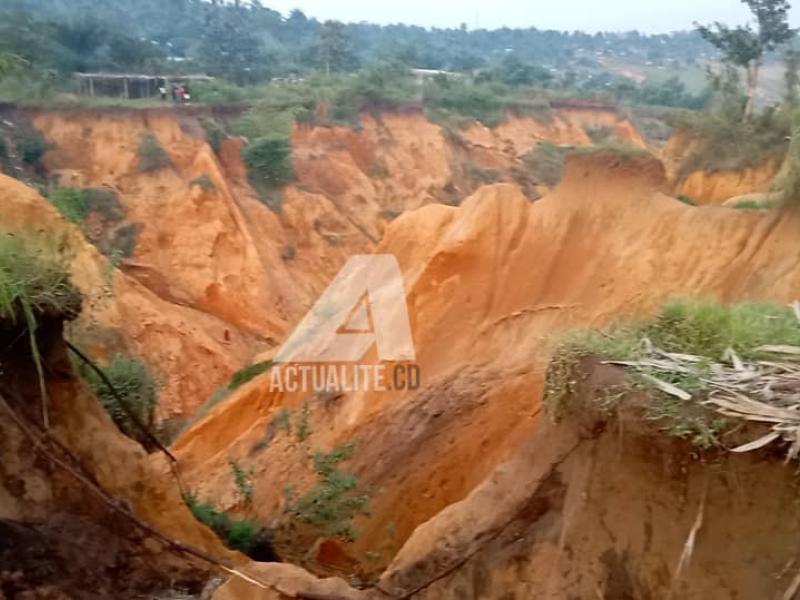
[85,187,124,222]
[677,194,697,206]
[17,128,47,165]
[380,209,402,221]
[423,78,506,127]
[191,80,249,105]
[295,400,311,442]
[49,187,89,224]
[138,132,170,172]
[230,459,255,505]
[285,440,372,541]
[190,174,216,192]
[184,492,263,553]
[76,354,158,443]
[522,142,566,187]
[328,61,417,124]
[242,137,294,209]
[281,243,296,260]
[585,125,615,144]
[200,118,228,154]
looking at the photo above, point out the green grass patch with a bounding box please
[544,298,800,445]
[732,199,774,210]
[49,187,89,224]
[192,361,273,422]
[0,233,76,324]
[557,298,800,363]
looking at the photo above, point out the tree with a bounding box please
[319,20,352,76]
[696,0,796,117]
[785,49,800,106]
[197,1,272,84]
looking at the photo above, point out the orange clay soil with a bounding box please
[19,105,643,419]
[174,151,800,578]
[213,349,800,599]
[661,130,783,205]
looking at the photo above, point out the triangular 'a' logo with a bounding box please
[274,255,415,363]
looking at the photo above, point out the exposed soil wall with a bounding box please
[378,359,800,599]
[176,152,800,575]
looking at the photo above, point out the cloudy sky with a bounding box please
[263,0,800,33]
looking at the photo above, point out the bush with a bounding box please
[191,80,249,105]
[242,137,294,208]
[190,174,216,192]
[138,132,170,172]
[677,194,697,206]
[327,61,417,124]
[424,78,506,126]
[184,492,262,553]
[585,125,615,144]
[17,128,47,165]
[76,354,158,443]
[49,187,89,224]
[285,440,372,541]
[200,118,228,154]
[230,459,255,505]
[85,187,124,222]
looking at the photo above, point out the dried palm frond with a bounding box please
[603,334,800,459]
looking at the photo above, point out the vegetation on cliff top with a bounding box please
[0,232,76,324]
[545,298,800,451]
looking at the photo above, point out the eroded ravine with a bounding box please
[3,105,798,599]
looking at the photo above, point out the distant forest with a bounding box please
[2,0,716,85]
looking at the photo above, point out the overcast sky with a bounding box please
[263,0,800,34]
